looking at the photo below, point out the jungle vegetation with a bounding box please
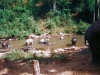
[0,0,98,39]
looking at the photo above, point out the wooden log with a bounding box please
[0,58,13,70]
[33,60,40,75]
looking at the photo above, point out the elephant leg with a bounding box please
[91,51,100,64]
[90,37,100,64]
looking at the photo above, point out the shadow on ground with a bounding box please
[1,48,100,75]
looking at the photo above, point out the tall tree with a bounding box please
[94,0,99,22]
[53,0,56,13]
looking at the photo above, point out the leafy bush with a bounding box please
[0,31,7,38]
[3,49,33,61]
[31,22,44,35]
[0,0,92,39]
[0,9,14,24]
[76,20,90,34]
[53,16,62,27]
[3,49,67,63]
[45,19,56,33]
[18,31,31,39]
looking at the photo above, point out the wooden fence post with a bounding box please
[33,60,40,75]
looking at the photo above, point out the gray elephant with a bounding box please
[85,20,100,64]
[71,37,77,46]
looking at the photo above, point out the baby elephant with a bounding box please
[71,37,77,46]
[25,38,33,46]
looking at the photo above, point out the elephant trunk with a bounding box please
[84,34,89,46]
[85,40,89,46]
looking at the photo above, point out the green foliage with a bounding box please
[32,23,39,33]
[86,0,95,12]
[75,1,85,12]
[46,10,72,27]
[77,25,90,35]
[32,22,44,35]
[45,19,56,33]
[3,49,67,62]
[53,16,62,26]
[18,31,31,39]
[71,0,95,23]
[0,0,13,9]
[63,19,90,34]
[56,0,71,11]
[46,10,54,18]
[64,29,69,33]
[0,7,32,39]
[0,0,94,38]
[0,31,6,38]
[52,54,67,60]
[3,49,33,61]
[76,20,90,34]
[13,6,26,14]
[0,9,14,24]
[71,0,85,12]
[33,54,67,63]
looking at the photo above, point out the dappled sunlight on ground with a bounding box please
[0,48,100,75]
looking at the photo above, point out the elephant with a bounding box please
[39,38,49,44]
[71,37,77,46]
[25,38,33,46]
[85,20,100,64]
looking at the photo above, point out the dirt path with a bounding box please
[0,48,100,75]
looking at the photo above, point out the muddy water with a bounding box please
[8,35,84,50]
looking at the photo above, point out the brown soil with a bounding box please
[0,48,100,75]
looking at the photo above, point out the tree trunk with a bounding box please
[94,0,99,22]
[53,0,56,13]
[33,60,40,75]
[0,58,12,70]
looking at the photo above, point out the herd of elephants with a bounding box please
[1,20,100,65]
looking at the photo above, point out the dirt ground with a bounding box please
[0,47,100,75]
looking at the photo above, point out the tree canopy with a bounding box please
[0,0,97,39]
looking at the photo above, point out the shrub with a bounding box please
[76,21,90,34]
[45,19,56,33]
[3,49,33,61]
[0,31,7,38]
[3,49,67,63]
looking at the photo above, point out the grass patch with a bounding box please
[2,49,33,61]
[2,49,67,63]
